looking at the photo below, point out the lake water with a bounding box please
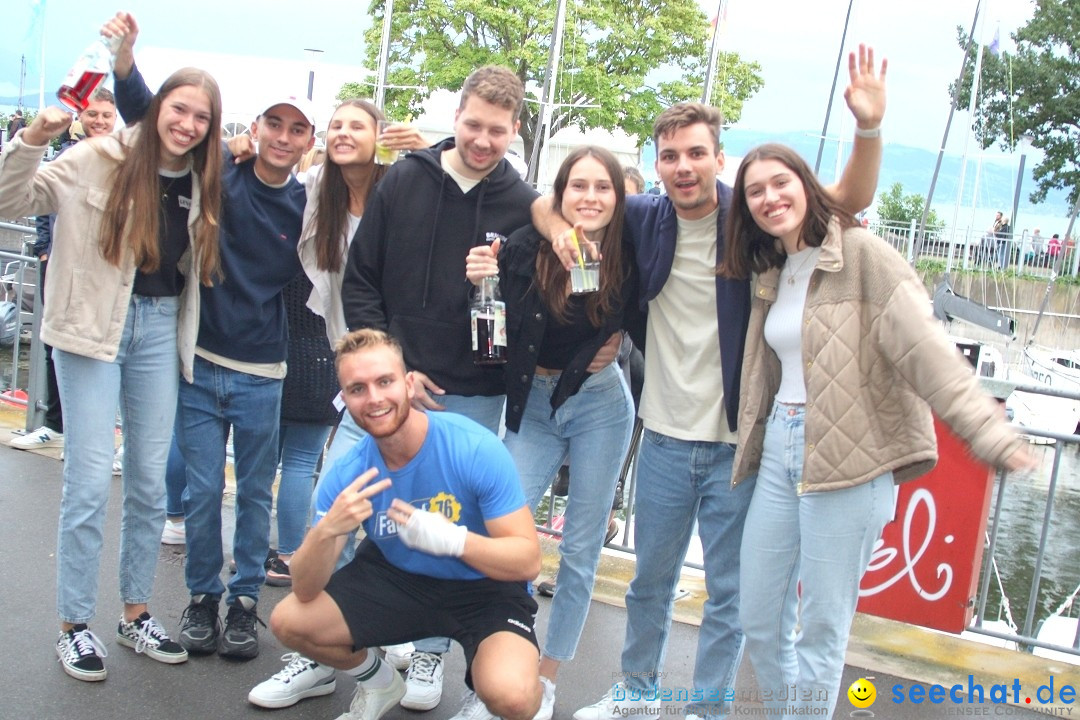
[984,441,1080,639]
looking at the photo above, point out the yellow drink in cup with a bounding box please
[375,119,401,165]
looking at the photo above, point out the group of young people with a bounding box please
[0,10,1034,720]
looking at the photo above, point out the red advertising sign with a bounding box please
[856,416,996,633]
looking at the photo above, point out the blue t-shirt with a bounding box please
[314,412,525,580]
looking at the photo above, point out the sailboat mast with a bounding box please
[915,0,982,267]
[701,0,728,106]
[946,12,988,275]
[814,0,855,175]
[526,0,568,185]
[38,0,47,112]
[374,0,394,110]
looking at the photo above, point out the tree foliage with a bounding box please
[342,0,763,161]
[877,182,943,228]
[953,0,1080,206]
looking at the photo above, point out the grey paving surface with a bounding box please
[0,439,1051,720]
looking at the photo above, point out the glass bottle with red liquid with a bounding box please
[58,33,122,113]
[471,232,507,365]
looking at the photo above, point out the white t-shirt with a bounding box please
[441,153,482,194]
[640,207,736,443]
[764,246,819,404]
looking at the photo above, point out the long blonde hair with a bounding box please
[98,67,224,285]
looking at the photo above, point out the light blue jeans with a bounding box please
[505,364,633,661]
[317,392,505,655]
[54,295,179,623]
[620,429,754,710]
[177,356,282,605]
[739,403,894,720]
[276,422,332,555]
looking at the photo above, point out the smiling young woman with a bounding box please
[722,143,1034,720]
[463,145,644,720]
[0,65,223,682]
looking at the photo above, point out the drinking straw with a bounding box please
[570,228,586,271]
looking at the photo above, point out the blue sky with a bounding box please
[1,0,1035,153]
[4,0,1063,228]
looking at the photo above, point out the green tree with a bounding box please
[877,182,943,228]
[953,0,1079,206]
[342,0,763,161]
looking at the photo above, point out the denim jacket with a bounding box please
[499,225,642,433]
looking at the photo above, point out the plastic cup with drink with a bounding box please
[375,116,412,166]
[569,229,600,294]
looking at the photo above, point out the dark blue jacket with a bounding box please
[623,182,749,433]
[114,64,304,363]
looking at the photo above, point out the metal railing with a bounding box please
[868,219,1079,277]
[0,219,45,432]
[970,381,1080,660]
[535,380,1079,661]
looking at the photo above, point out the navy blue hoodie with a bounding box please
[114,65,304,364]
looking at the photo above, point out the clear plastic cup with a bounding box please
[375,120,401,165]
[570,259,600,293]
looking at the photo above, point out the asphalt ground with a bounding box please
[0,431,1067,720]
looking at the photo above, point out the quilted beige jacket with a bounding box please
[731,219,1024,493]
[0,127,203,382]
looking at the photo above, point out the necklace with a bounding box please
[161,177,178,203]
[783,247,818,285]
[160,173,187,203]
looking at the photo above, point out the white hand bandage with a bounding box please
[398,509,468,557]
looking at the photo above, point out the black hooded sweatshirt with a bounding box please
[342,138,539,396]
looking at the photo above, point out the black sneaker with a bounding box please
[536,576,557,597]
[56,624,107,682]
[219,596,264,659]
[116,612,188,664]
[179,594,221,654]
[265,555,292,587]
[552,465,570,497]
[229,548,277,575]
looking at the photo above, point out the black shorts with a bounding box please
[325,539,538,687]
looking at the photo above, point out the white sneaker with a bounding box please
[112,445,123,475]
[336,669,406,720]
[248,653,337,709]
[382,642,414,670]
[448,690,498,720]
[533,677,555,720]
[401,651,443,710]
[573,683,661,720]
[11,426,63,449]
[161,519,186,545]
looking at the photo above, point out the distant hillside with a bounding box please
[722,129,1073,227]
[640,128,1074,232]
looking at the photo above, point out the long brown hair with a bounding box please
[721,143,857,279]
[536,146,626,326]
[98,67,224,286]
[313,99,387,272]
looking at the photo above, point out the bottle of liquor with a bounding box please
[58,33,123,113]
[471,233,507,366]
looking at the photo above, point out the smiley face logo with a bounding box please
[848,677,876,708]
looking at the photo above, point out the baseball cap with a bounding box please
[260,95,316,128]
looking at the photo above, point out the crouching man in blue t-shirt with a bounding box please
[260,328,542,720]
